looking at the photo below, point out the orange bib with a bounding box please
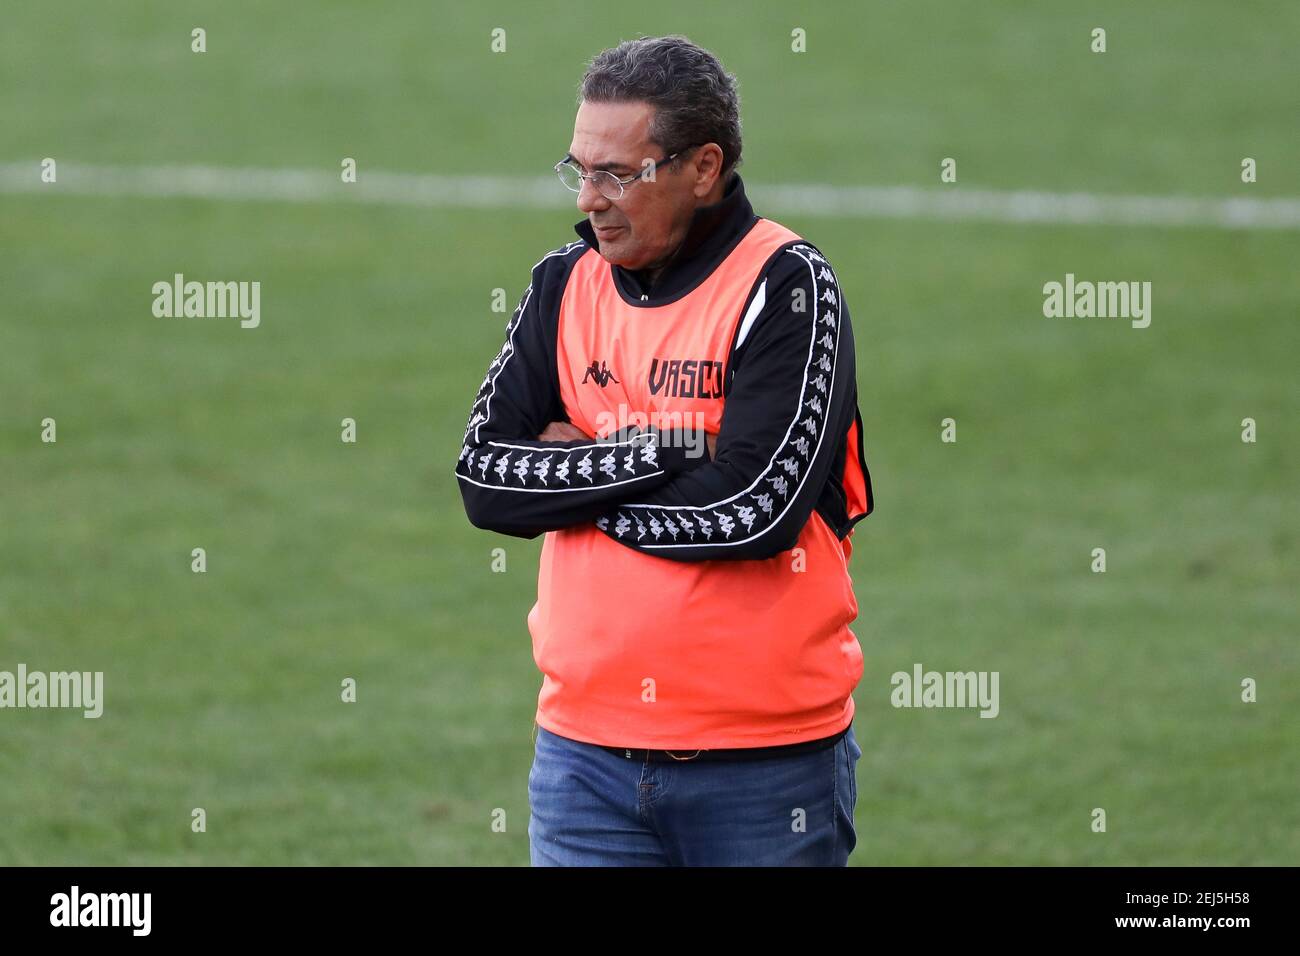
[529,219,864,749]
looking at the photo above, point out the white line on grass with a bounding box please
[3,161,1298,230]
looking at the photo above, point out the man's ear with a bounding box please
[692,144,726,198]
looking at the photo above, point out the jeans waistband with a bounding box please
[598,725,849,763]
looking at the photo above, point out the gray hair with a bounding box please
[578,35,743,181]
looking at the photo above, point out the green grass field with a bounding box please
[1,1,1296,865]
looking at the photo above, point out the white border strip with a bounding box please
[3,161,1298,230]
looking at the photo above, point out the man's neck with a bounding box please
[638,249,679,289]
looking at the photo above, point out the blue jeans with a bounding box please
[527,723,862,866]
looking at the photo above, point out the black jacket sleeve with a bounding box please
[590,242,858,561]
[454,241,697,539]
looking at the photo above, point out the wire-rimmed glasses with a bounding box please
[554,147,696,200]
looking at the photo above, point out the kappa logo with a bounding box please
[582,360,619,387]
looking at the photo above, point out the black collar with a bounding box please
[573,172,759,307]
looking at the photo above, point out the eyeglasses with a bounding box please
[554,147,697,201]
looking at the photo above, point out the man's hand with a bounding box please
[537,421,589,442]
[705,431,717,460]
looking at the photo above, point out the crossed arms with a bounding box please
[454,241,856,561]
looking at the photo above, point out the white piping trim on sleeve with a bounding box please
[734,278,767,350]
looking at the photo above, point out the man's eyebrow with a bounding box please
[565,153,636,174]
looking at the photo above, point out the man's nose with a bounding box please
[576,176,611,213]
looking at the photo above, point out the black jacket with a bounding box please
[455,173,873,560]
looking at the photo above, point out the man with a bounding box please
[455,35,874,866]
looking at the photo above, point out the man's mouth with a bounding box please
[594,224,623,238]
